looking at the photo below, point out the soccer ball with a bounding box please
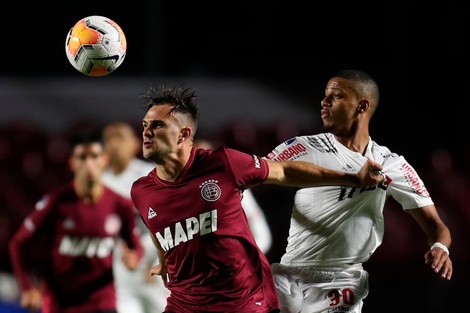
[65,16,127,77]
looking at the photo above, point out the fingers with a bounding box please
[21,289,43,312]
[149,264,170,287]
[368,158,383,172]
[149,264,162,276]
[424,249,453,280]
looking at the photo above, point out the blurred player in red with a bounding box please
[130,85,384,313]
[9,130,143,313]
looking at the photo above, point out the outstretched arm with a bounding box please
[264,158,384,187]
[407,205,452,280]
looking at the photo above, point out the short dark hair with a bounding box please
[333,69,380,114]
[68,129,103,148]
[140,85,200,124]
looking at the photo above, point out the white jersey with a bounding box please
[266,133,434,267]
[241,189,272,254]
[102,158,154,199]
[102,158,170,313]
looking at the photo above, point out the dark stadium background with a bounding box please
[1,1,469,312]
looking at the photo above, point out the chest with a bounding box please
[135,174,243,234]
[55,200,122,238]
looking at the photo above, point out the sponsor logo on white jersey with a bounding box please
[148,207,157,219]
[402,163,430,196]
[199,180,221,202]
[342,164,355,172]
[266,142,307,161]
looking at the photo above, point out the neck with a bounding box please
[156,147,192,182]
[109,158,133,175]
[334,128,370,155]
[74,180,103,204]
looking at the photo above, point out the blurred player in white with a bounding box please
[193,138,272,254]
[267,69,453,313]
[102,122,170,313]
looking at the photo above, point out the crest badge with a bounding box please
[200,180,221,202]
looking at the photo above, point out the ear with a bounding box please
[179,127,192,144]
[101,152,110,168]
[357,99,370,113]
[68,157,74,171]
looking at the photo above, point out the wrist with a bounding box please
[430,242,449,255]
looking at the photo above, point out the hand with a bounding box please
[356,159,385,187]
[121,241,140,270]
[150,263,170,288]
[20,287,43,312]
[424,247,453,280]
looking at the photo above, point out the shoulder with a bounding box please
[194,146,248,161]
[266,133,332,161]
[48,182,75,201]
[103,186,134,207]
[369,139,401,163]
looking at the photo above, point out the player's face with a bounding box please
[141,105,186,162]
[320,77,361,136]
[103,124,139,168]
[70,143,108,185]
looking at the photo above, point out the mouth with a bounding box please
[320,109,329,119]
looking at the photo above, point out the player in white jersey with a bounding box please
[267,69,453,313]
[101,122,170,313]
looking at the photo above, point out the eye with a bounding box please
[152,121,164,128]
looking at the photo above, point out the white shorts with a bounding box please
[271,263,369,313]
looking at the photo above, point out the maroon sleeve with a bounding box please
[9,194,55,291]
[223,148,269,188]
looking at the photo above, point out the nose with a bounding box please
[321,97,331,107]
[142,125,152,138]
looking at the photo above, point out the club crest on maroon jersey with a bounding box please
[199,180,221,202]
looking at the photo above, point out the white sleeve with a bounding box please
[383,154,434,210]
[241,189,272,254]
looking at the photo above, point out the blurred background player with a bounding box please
[101,121,170,313]
[193,138,272,254]
[8,129,143,313]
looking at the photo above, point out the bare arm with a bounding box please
[407,205,452,280]
[264,158,384,187]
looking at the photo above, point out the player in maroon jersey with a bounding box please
[130,85,384,313]
[9,130,143,313]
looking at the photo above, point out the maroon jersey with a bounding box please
[131,147,280,313]
[9,181,142,313]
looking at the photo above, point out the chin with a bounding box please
[321,123,332,132]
